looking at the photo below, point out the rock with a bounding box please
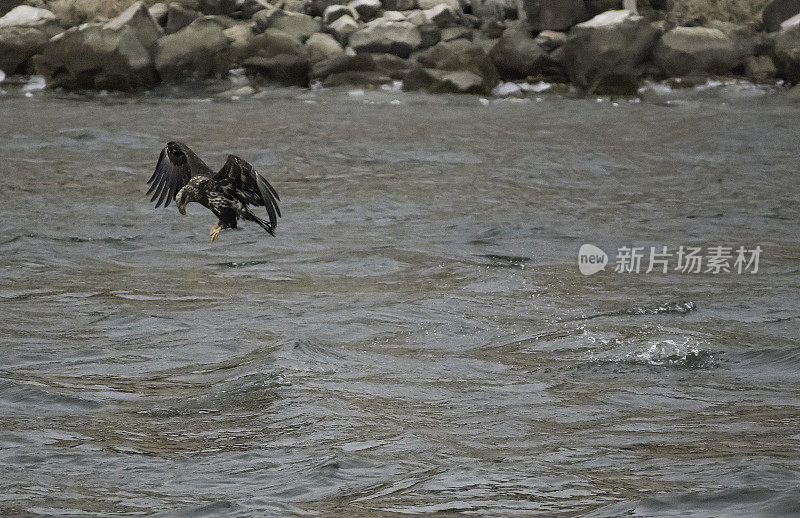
[381,0,416,10]
[763,0,800,33]
[33,22,157,90]
[417,0,459,9]
[403,66,484,93]
[789,83,800,99]
[372,51,411,76]
[198,0,238,15]
[323,4,356,24]
[405,9,428,25]
[322,70,392,86]
[149,2,169,25]
[259,9,321,41]
[418,23,441,46]
[304,0,340,17]
[413,38,498,91]
[424,3,460,27]
[225,22,256,62]
[154,17,232,81]
[471,0,517,21]
[525,0,588,31]
[349,0,381,20]
[306,31,344,62]
[0,26,48,73]
[105,1,163,52]
[326,13,358,43]
[534,29,566,51]
[0,5,55,27]
[310,52,375,79]
[707,21,755,62]
[774,19,800,82]
[252,5,278,31]
[489,27,547,79]
[235,0,274,18]
[461,13,480,28]
[283,0,306,13]
[242,53,309,85]
[166,2,201,34]
[653,27,738,77]
[585,0,622,15]
[439,26,471,41]
[243,28,307,59]
[349,19,421,57]
[382,10,407,21]
[745,55,777,82]
[561,9,658,94]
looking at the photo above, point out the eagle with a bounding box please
[146,142,281,241]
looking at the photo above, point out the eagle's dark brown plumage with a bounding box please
[146,142,281,241]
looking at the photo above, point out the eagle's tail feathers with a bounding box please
[242,210,276,237]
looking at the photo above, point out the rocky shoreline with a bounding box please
[2,0,800,95]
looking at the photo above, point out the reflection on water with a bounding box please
[1,83,799,516]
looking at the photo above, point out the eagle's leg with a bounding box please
[210,224,222,242]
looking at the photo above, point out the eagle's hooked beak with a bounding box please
[178,203,186,215]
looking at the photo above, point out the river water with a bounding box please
[1,80,799,516]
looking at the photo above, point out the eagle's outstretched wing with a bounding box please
[215,155,282,231]
[147,141,214,208]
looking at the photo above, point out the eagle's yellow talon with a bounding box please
[209,225,221,242]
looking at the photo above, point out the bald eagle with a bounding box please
[146,142,281,241]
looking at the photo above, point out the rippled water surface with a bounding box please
[1,82,799,516]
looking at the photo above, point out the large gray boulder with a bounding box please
[707,21,755,63]
[310,52,376,79]
[105,2,163,52]
[382,0,416,10]
[0,5,61,74]
[305,31,344,62]
[525,0,588,31]
[561,9,658,94]
[322,4,357,24]
[304,0,341,17]
[242,53,309,85]
[373,51,412,76]
[33,23,158,90]
[349,19,422,57]
[489,27,547,79]
[653,27,738,77]
[349,0,381,20]
[424,3,460,27]
[149,2,169,25]
[411,38,498,91]
[326,13,358,43]
[321,70,392,86]
[255,9,320,41]
[471,0,517,21]
[763,0,800,33]
[0,5,56,28]
[404,67,485,93]
[0,26,48,73]
[154,17,232,81]
[165,2,201,34]
[745,55,777,82]
[775,17,800,82]
[417,0,459,9]
[228,24,309,63]
[198,0,238,15]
